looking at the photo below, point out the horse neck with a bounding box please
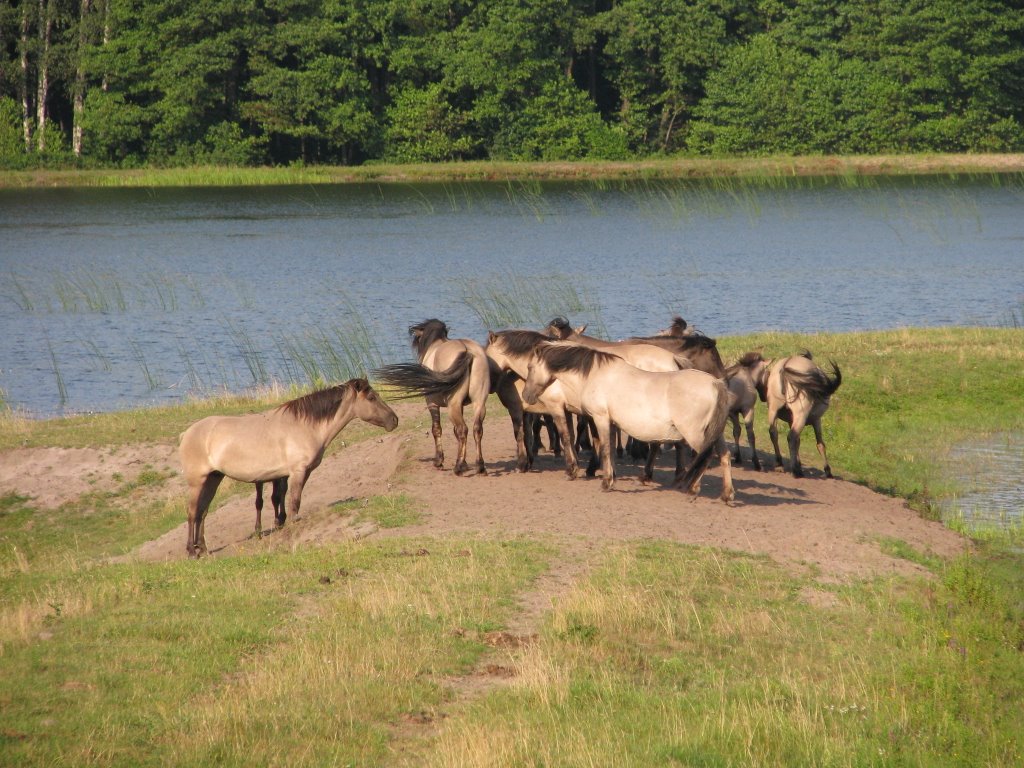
[317,395,359,445]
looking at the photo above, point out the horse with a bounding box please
[724,352,770,470]
[253,477,287,536]
[756,352,842,478]
[522,342,735,502]
[486,329,588,479]
[179,378,399,558]
[373,319,528,476]
[544,316,715,477]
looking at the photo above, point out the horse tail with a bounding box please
[373,352,472,403]
[678,379,731,491]
[781,359,842,402]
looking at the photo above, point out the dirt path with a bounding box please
[0,401,967,580]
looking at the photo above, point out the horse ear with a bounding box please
[487,330,497,343]
[575,324,587,334]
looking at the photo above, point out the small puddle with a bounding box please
[941,432,1024,529]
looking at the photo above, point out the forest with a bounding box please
[2,0,1023,168]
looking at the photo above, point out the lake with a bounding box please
[1,176,1022,417]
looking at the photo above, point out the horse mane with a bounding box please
[725,351,764,379]
[537,343,617,375]
[492,329,548,356]
[279,378,366,423]
[632,331,718,351]
[666,316,688,335]
[409,319,450,360]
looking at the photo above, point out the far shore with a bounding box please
[2,153,1024,189]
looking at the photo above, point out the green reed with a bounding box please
[460,272,606,335]
[44,336,67,407]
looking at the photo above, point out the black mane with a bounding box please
[492,329,549,356]
[280,378,366,423]
[409,319,450,360]
[537,343,618,375]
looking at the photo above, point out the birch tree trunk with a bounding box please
[20,2,32,151]
[73,0,93,156]
[36,0,53,153]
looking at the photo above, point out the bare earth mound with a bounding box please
[0,402,966,580]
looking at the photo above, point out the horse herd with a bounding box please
[179,316,841,558]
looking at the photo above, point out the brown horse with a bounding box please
[523,342,735,502]
[724,352,770,470]
[757,352,842,478]
[486,329,587,479]
[373,319,528,475]
[179,378,399,558]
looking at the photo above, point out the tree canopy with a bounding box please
[2,0,1022,167]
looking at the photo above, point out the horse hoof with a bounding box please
[773,465,785,473]
[792,469,803,479]
[477,466,488,476]
[824,467,833,479]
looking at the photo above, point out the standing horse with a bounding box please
[757,352,842,478]
[373,319,527,476]
[179,378,399,558]
[724,352,769,470]
[486,329,586,479]
[522,343,735,502]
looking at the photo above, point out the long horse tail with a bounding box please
[373,352,472,403]
[782,359,842,402]
[678,379,731,491]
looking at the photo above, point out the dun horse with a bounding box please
[523,343,735,502]
[486,329,586,478]
[179,378,398,558]
[757,352,842,478]
[373,319,528,475]
[724,352,770,470]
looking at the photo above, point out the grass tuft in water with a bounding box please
[460,272,606,335]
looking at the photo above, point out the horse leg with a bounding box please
[788,412,808,479]
[744,408,761,471]
[545,415,561,456]
[584,417,601,477]
[254,481,264,537]
[615,426,624,458]
[471,399,487,475]
[576,415,593,453]
[812,417,832,478]
[186,473,222,558]
[552,411,579,479]
[429,404,445,469]
[272,477,288,526]
[716,436,735,503]
[641,442,660,484]
[729,413,743,465]
[448,404,471,475]
[594,418,616,491]
[495,374,527,471]
[284,469,309,523]
[767,406,786,473]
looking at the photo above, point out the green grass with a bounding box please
[2,154,1023,189]
[1,327,1023,766]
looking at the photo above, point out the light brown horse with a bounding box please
[543,317,694,371]
[757,352,842,478]
[179,378,398,558]
[522,342,735,502]
[486,329,586,479]
[724,352,770,470]
[373,319,528,476]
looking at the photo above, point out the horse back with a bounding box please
[424,338,490,403]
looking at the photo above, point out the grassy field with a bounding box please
[1,327,1023,766]
[2,154,1024,189]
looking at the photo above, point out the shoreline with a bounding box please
[3,153,1024,189]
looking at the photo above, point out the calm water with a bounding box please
[1,177,1023,417]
